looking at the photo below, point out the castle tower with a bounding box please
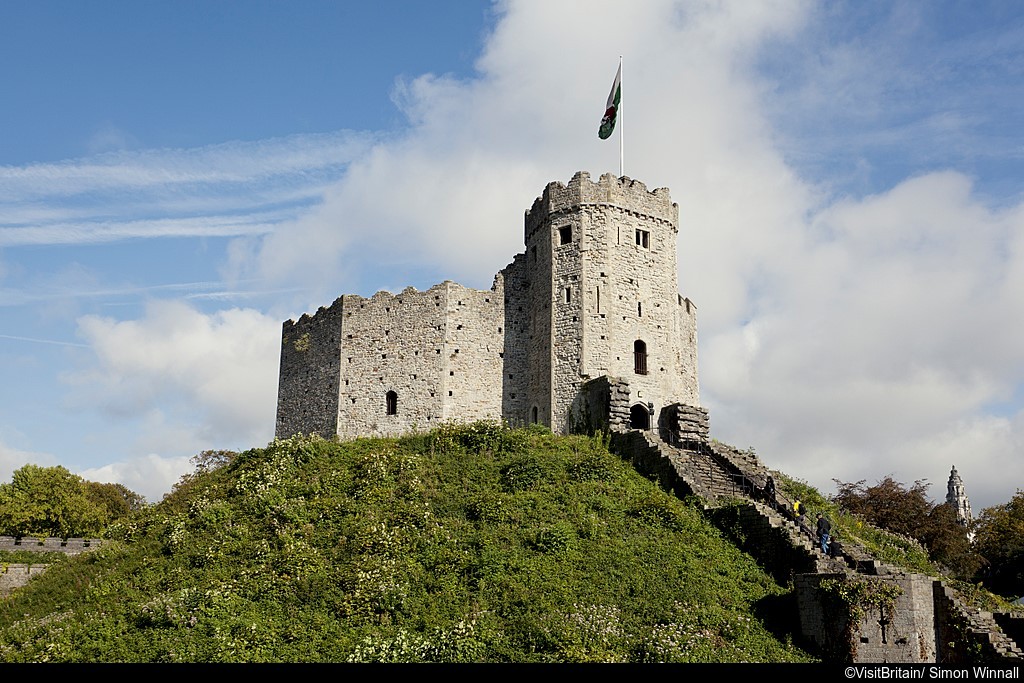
[275,171,700,441]
[945,465,973,532]
[501,172,699,432]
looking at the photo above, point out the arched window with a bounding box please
[633,340,648,375]
[531,406,538,424]
[385,391,398,416]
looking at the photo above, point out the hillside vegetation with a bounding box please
[0,422,816,663]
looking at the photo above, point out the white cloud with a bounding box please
[80,452,195,506]
[0,132,373,247]
[0,439,56,487]
[702,169,1024,511]
[69,300,280,451]
[225,0,817,303]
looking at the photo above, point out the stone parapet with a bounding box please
[0,536,102,554]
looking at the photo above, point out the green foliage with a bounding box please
[0,427,815,663]
[0,550,69,565]
[972,489,1024,599]
[819,576,904,659]
[499,454,551,492]
[430,420,528,457]
[778,474,831,513]
[832,476,982,580]
[84,482,146,522]
[0,465,145,538]
[531,521,577,554]
[835,512,935,574]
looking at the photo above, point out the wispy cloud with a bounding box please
[0,278,295,307]
[0,131,374,247]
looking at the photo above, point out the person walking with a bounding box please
[816,512,832,555]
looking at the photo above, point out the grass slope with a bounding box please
[0,423,816,663]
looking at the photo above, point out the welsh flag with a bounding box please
[598,63,621,140]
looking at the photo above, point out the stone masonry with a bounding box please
[276,172,700,440]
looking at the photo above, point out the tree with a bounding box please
[0,465,102,537]
[833,475,981,580]
[161,449,239,511]
[922,501,982,579]
[833,476,933,537]
[0,465,146,538]
[972,489,1024,599]
[84,481,147,525]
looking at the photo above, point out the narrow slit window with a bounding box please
[385,391,398,416]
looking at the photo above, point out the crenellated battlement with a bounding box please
[525,171,678,243]
[0,536,102,554]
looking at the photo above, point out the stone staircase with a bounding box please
[608,420,1023,663]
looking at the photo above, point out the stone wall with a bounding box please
[0,537,103,597]
[518,172,698,433]
[795,571,938,663]
[0,536,101,554]
[0,564,47,596]
[276,281,509,440]
[276,297,344,439]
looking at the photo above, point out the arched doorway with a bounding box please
[630,403,651,430]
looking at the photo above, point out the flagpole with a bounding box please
[618,56,623,178]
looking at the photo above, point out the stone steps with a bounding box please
[615,427,1023,662]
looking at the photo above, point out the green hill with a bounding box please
[0,422,816,663]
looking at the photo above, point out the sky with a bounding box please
[1,0,1022,513]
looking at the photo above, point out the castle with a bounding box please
[275,171,701,441]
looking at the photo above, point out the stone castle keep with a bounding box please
[275,171,700,441]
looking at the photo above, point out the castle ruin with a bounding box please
[275,171,700,440]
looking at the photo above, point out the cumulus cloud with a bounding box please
[0,439,56,487]
[224,0,815,306]
[701,170,1024,510]
[69,300,280,450]
[80,452,195,505]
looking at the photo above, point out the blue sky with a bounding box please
[2,0,1023,514]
